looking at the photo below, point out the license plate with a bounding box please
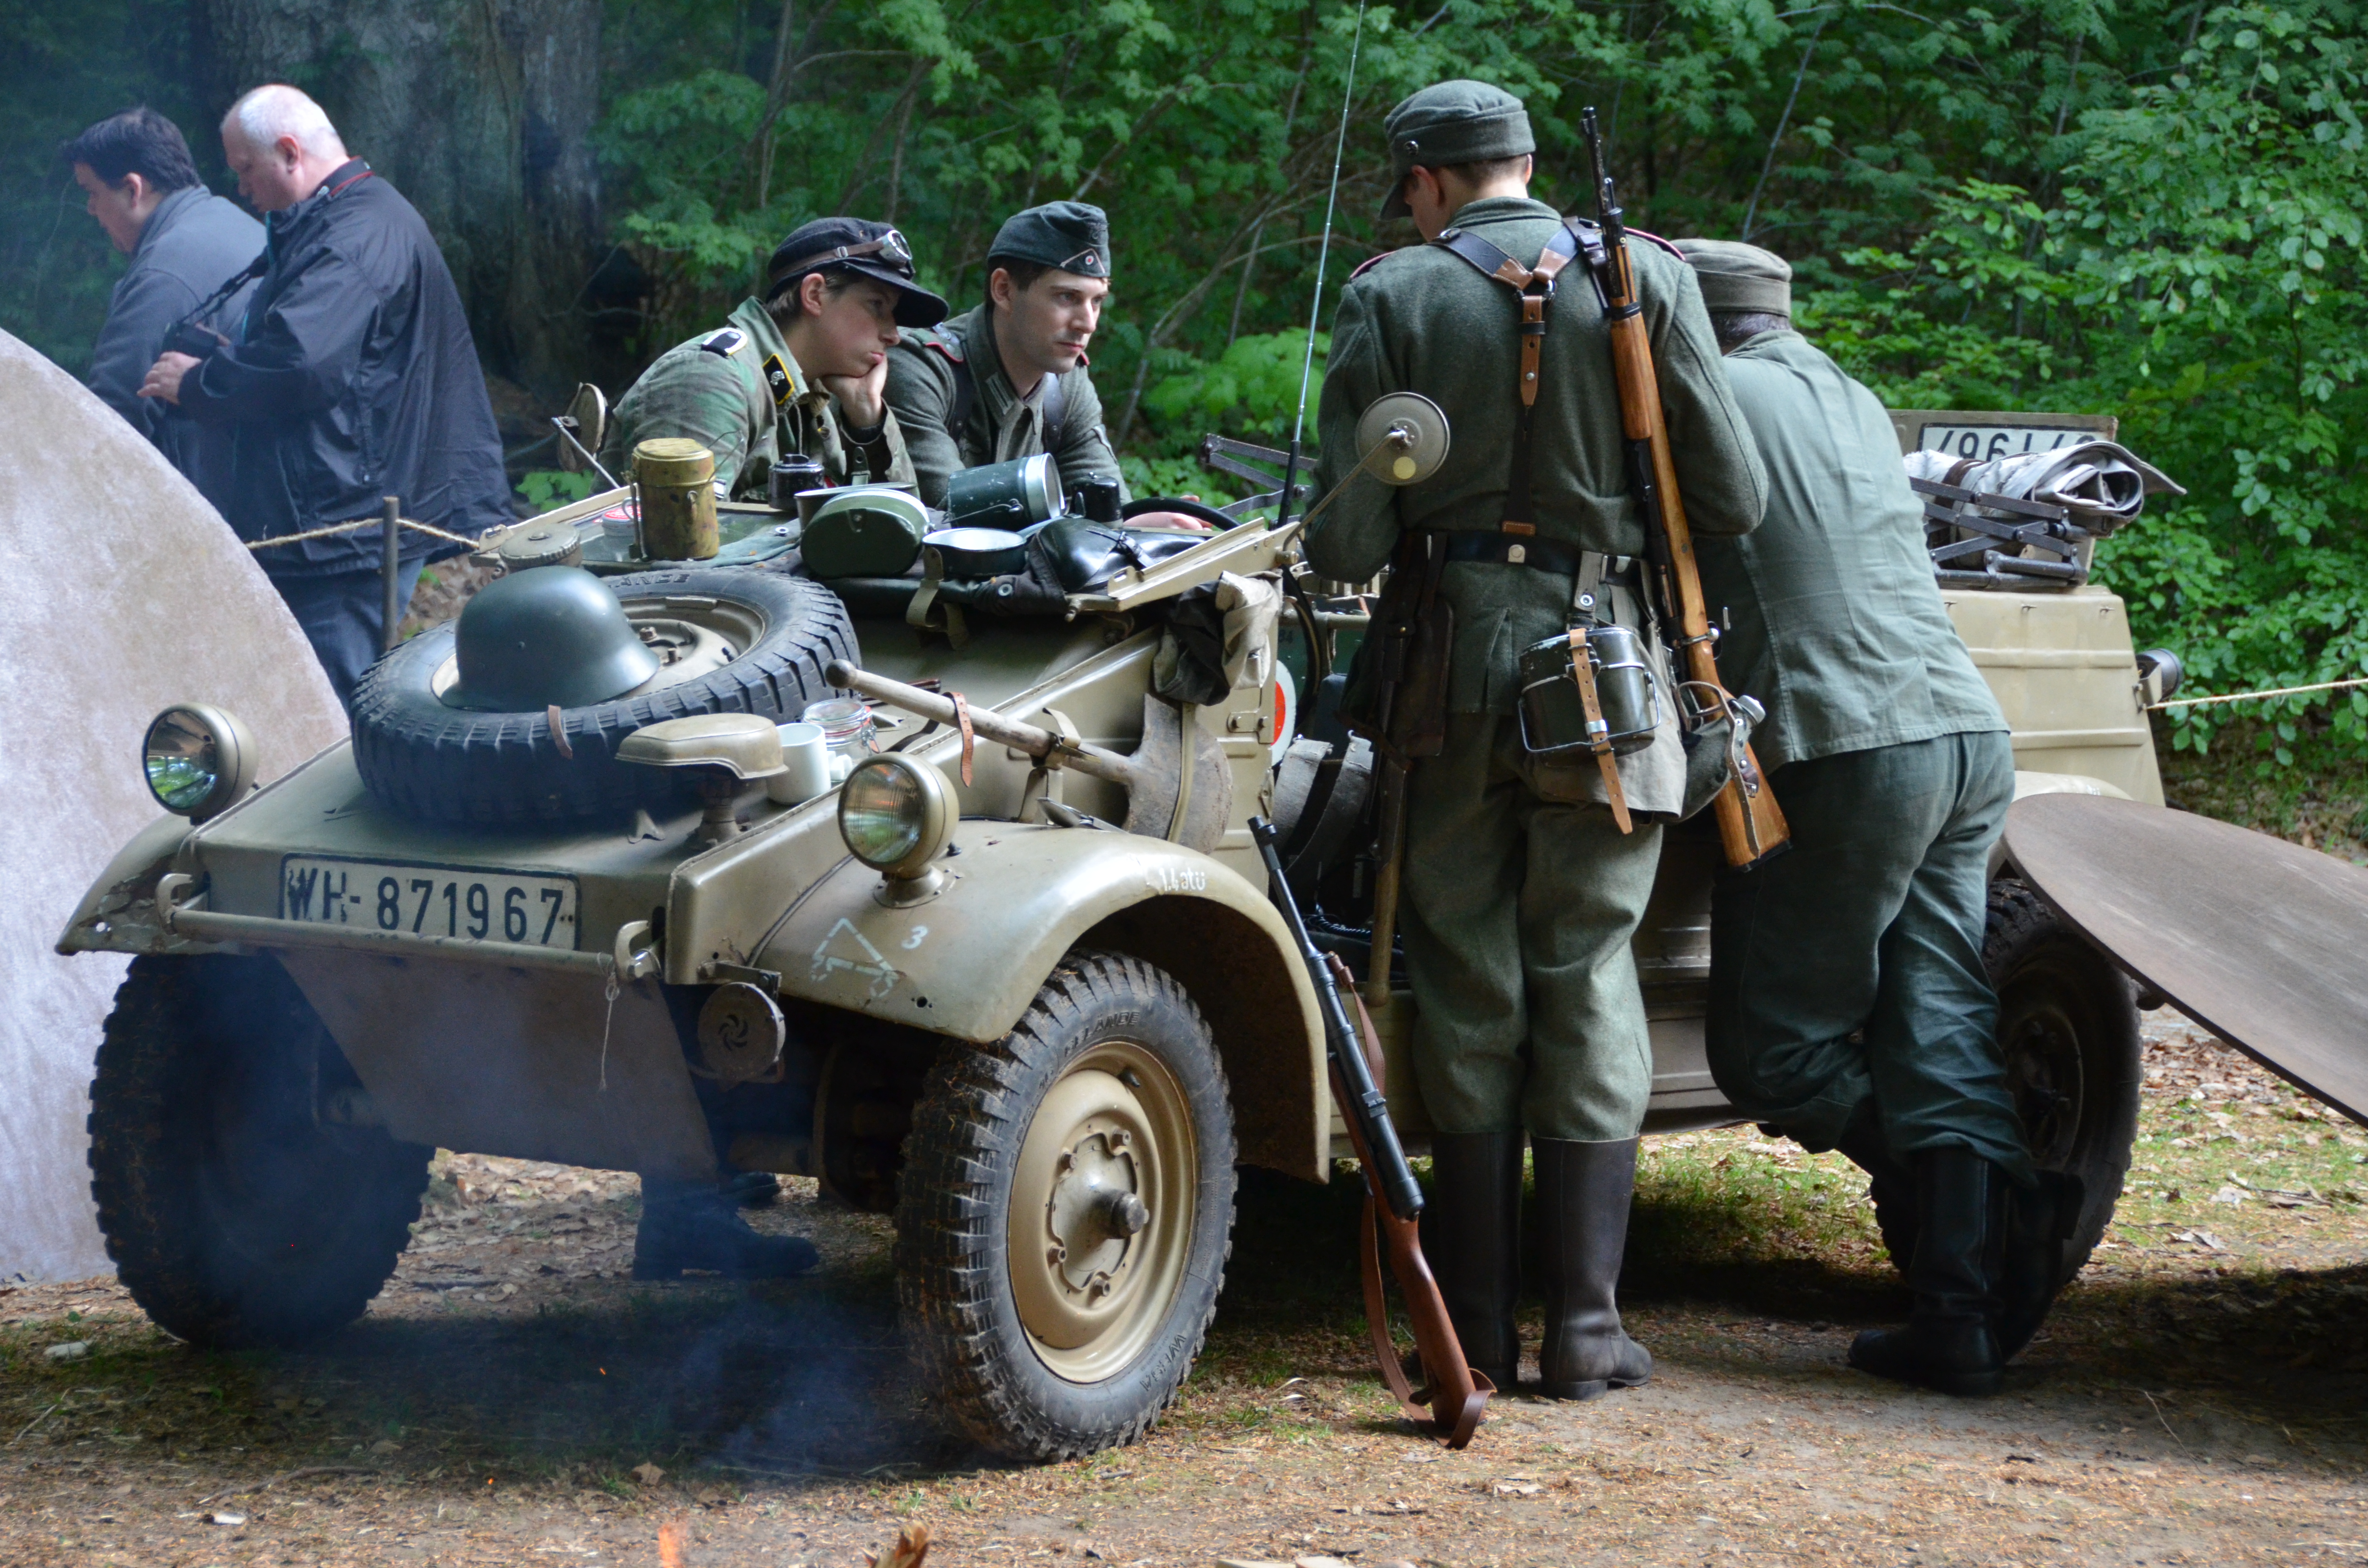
[281,858,580,949]
[1916,423,2094,463]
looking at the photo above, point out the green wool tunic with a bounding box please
[1692,330,2002,771]
[600,296,914,500]
[1698,330,2028,1181]
[1306,196,1767,1140]
[884,302,1129,510]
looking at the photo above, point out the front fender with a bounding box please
[761,823,1330,1180]
[54,812,206,957]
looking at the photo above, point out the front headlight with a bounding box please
[142,704,257,822]
[836,753,954,880]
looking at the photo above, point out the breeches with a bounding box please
[1401,711,1663,1141]
[1704,728,2032,1182]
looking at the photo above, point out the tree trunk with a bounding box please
[191,0,604,400]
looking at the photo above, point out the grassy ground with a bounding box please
[4,1011,2366,1567]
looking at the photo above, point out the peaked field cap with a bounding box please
[988,200,1112,279]
[1674,238,1793,315]
[1379,80,1534,222]
[767,216,950,328]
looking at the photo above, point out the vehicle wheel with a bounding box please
[896,952,1237,1461]
[87,956,431,1348]
[351,567,855,827]
[1872,880,2141,1284]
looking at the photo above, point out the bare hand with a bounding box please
[817,356,889,431]
[139,351,202,406]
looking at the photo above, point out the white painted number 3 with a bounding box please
[902,926,929,950]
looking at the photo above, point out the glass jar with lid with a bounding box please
[802,697,878,782]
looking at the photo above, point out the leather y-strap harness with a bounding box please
[1428,220,1603,532]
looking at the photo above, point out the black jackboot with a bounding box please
[633,1180,820,1280]
[1532,1137,1654,1400]
[1425,1131,1524,1392]
[1849,1147,2006,1396]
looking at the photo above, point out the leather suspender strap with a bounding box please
[1430,221,1589,531]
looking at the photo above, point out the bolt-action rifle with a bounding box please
[1251,816,1490,1448]
[1579,108,1790,869]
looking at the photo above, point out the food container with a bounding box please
[922,526,1028,579]
[944,453,1063,530]
[633,438,718,560]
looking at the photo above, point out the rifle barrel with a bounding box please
[1251,818,1424,1221]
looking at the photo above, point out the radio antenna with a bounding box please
[1273,0,1367,530]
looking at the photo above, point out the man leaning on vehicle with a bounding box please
[884,200,1130,511]
[1680,238,2074,1397]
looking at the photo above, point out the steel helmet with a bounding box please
[444,566,660,711]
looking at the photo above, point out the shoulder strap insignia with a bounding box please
[699,327,749,358]
[921,326,966,364]
[1348,248,1404,282]
[760,353,795,408]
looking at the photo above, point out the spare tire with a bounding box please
[351,567,856,827]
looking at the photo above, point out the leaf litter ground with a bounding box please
[6,1009,2368,1567]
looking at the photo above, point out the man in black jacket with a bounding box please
[65,108,261,497]
[141,84,511,706]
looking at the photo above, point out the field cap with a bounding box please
[989,201,1112,279]
[1674,238,1793,316]
[768,217,950,328]
[1380,80,1534,222]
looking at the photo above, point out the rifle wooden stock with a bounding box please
[1327,955,1491,1449]
[1595,240,1790,868]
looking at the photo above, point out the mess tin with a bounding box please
[923,527,1028,579]
[1517,622,1661,758]
[801,487,932,578]
[945,453,1064,531]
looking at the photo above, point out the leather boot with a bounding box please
[1424,1131,1523,1392]
[1849,1147,2006,1396]
[1995,1171,2082,1360]
[1832,1105,1915,1245]
[633,1180,820,1280]
[1532,1137,1654,1400]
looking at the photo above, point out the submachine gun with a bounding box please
[1579,108,1790,869]
[1251,816,1492,1448]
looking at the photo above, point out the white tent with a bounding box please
[0,331,346,1281]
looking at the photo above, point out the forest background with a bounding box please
[0,0,2362,810]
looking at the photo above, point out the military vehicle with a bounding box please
[59,403,2177,1462]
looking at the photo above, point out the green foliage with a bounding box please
[518,469,600,512]
[0,0,2361,766]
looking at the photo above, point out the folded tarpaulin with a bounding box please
[1902,440,2184,533]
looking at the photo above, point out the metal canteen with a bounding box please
[922,526,1028,579]
[1515,622,1662,758]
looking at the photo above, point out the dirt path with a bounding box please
[6,1011,2366,1567]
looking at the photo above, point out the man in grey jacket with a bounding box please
[64,107,261,496]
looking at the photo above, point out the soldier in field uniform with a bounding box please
[1306,82,1767,1399]
[601,217,944,501]
[1678,239,2065,1398]
[885,201,1129,510]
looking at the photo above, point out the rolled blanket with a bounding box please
[1903,440,2184,533]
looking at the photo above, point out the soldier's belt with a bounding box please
[1435,530,1636,585]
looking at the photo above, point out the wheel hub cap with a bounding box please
[1007,1043,1196,1384]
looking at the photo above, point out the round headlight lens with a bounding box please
[142,705,256,821]
[836,755,952,877]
